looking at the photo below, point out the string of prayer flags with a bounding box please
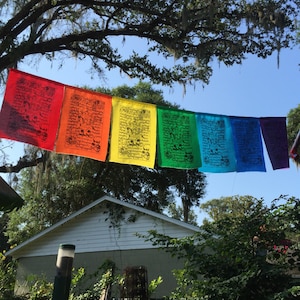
[109,97,157,168]
[230,117,266,172]
[55,86,112,161]
[157,107,202,169]
[260,117,289,170]
[196,113,236,173]
[0,69,292,172]
[0,69,64,150]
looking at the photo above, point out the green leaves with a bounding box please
[0,0,298,87]
[147,196,300,299]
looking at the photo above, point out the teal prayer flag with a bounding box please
[196,113,236,172]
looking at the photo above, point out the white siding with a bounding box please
[15,205,194,258]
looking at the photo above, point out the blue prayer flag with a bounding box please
[230,117,266,172]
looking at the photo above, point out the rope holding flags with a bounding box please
[0,69,291,172]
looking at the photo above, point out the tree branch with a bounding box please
[0,156,44,173]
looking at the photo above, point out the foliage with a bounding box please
[167,202,198,225]
[287,104,300,164]
[6,83,206,244]
[287,104,300,146]
[0,252,17,300]
[26,274,53,300]
[70,260,162,300]
[145,196,300,299]
[0,1,298,87]
[2,260,162,300]
[7,267,86,300]
[148,275,163,297]
[165,168,205,223]
[200,195,264,223]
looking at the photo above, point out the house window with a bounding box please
[121,266,148,300]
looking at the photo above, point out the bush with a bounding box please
[0,251,17,300]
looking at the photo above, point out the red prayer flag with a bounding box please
[0,69,64,150]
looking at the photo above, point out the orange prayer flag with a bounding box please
[55,86,112,161]
[0,69,64,150]
[109,97,157,168]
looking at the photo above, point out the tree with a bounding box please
[6,82,206,244]
[0,0,298,87]
[167,202,198,225]
[287,104,300,146]
[200,195,263,223]
[287,106,300,166]
[145,195,300,299]
[166,168,205,223]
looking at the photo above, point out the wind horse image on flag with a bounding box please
[0,69,64,150]
[109,97,157,168]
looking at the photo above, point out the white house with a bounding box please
[6,195,200,299]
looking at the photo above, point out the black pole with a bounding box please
[52,244,75,300]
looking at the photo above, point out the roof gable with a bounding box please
[7,195,199,258]
[0,176,24,212]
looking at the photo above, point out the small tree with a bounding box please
[0,252,17,300]
[145,196,300,299]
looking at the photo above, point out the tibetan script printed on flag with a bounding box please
[0,69,64,150]
[196,113,236,172]
[109,97,156,168]
[55,86,112,161]
[157,107,201,169]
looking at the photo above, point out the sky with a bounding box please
[0,38,299,222]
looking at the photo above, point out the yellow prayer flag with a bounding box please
[109,97,157,168]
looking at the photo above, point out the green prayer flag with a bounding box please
[157,107,201,169]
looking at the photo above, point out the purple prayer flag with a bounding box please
[230,117,266,172]
[260,117,289,170]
